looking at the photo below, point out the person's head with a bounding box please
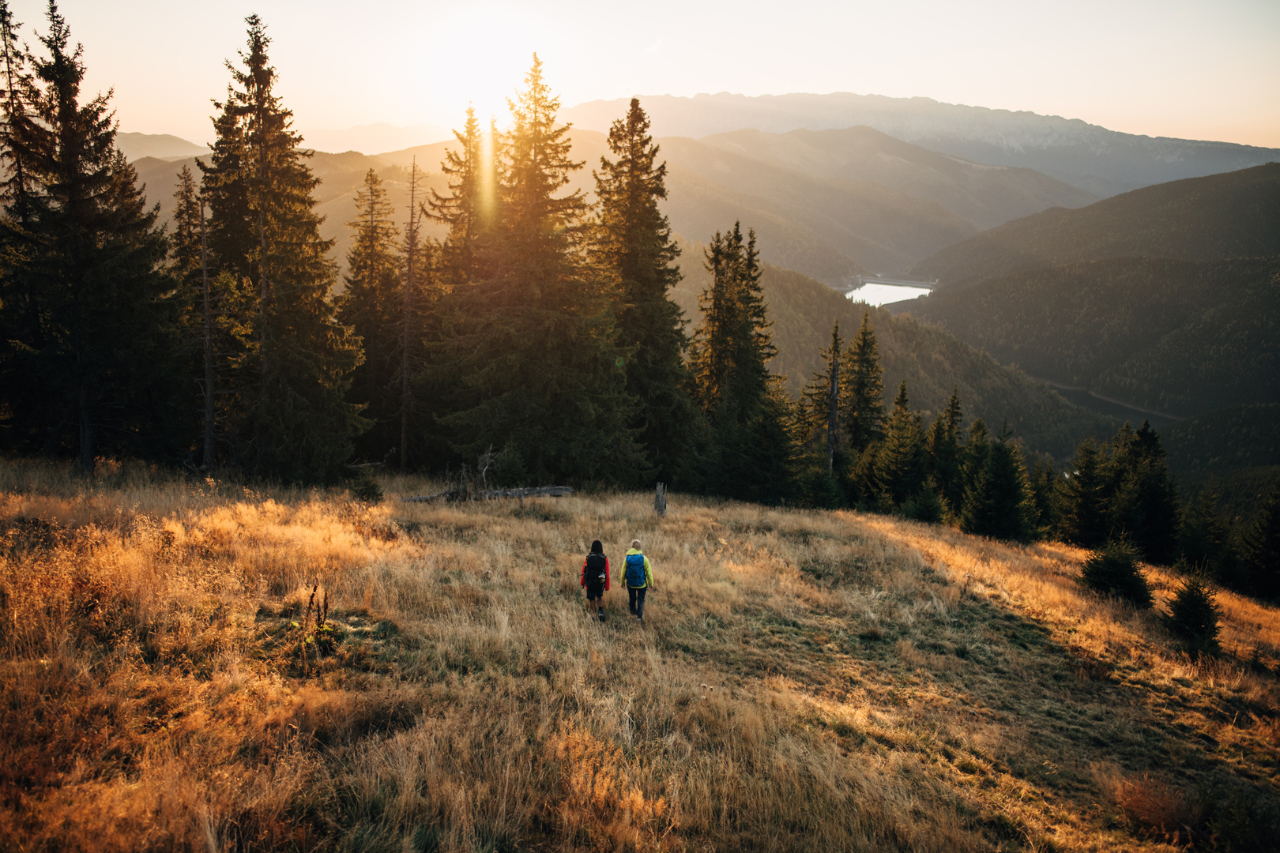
[590,540,603,554]
[631,539,641,550]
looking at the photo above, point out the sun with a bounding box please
[422,3,559,131]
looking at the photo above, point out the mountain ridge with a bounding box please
[561,92,1280,197]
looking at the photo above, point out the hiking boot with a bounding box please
[598,609,605,622]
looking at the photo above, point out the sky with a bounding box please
[9,0,1280,150]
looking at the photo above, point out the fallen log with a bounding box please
[402,485,574,503]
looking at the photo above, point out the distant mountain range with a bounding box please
[911,163,1280,288]
[131,124,1093,285]
[561,93,1280,198]
[116,132,206,161]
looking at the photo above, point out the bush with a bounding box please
[1081,539,1153,608]
[1165,572,1221,654]
[350,471,383,503]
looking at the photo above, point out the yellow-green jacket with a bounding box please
[623,548,653,588]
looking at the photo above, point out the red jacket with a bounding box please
[581,554,610,591]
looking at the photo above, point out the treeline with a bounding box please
[788,314,1280,601]
[0,8,777,493]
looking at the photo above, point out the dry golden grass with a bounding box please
[1,458,1277,852]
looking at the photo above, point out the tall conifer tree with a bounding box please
[690,223,791,501]
[429,55,640,483]
[843,310,885,452]
[339,168,401,460]
[876,380,924,507]
[592,97,701,483]
[428,106,490,286]
[0,3,180,470]
[204,16,366,481]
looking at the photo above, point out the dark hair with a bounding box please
[590,540,603,554]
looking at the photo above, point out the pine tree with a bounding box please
[800,321,843,475]
[429,55,641,483]
[1241,481,1280,601]
[924,387,963,513]
[428,105,492,285]
[592,97,702,484]
[1108,420,1180,565]
[339,168,402,460]
[205,15,366,482]
[843,310,884,453]
[960,428,1039,542]
[1058,439,1110,547]
[0,3,181,470]
[398,159,439,470]
[1179,488,1241,589]
[877,380,923,507]
[689,222,790,501]
[0,0,39,445]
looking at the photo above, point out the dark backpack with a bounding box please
[586,552,607,582]
[625,553,646,587]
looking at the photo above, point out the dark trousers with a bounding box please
[628,586,647,618]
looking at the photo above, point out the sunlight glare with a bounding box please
[423,3,558,131]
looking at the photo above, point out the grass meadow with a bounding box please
[1,458,1277,852]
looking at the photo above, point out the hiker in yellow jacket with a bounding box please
[622,539,654,624]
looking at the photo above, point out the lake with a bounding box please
[845,282,933,307]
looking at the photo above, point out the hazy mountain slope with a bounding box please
[911,163,1280,288]
[908,255,1280,419]
[117,132,206,161]
[673,249,1113,457]
[698,126,1098,229]
[562,92,1280,197]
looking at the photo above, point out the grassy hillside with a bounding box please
[912,164,1280,288]
[908,256,1280,418]
[673,251,1114,458]
[3,460,1277,851]
[699,127,1098,230]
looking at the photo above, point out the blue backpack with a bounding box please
[625,553,646,587]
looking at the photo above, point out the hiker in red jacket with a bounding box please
[581,539,610,622]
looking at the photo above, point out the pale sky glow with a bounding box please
[9,0,1279,149]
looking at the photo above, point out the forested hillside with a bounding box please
[908,255,1280,417]
[672,249,1113,458]
[912,163,1280,288]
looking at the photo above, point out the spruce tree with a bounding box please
[877,380,924,507]
[960,428,1039,542]
[1107,420,1180,565]
[689,223,790,501]
[1058,439,1110,547]
[429,55,641,483]
[428,105,491,285]
[0,3,181,470]
[205,16,366,482]
[799,321,843,475]
[592,97,702,484]
[339,168,402,460]
[1241,481,1280,601]
[843,310,884,453]
[924,387,963,513]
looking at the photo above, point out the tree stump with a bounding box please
[654,481,667,516]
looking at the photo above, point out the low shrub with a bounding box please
[1081,539,1153,608]
[1165,571,1221,654]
